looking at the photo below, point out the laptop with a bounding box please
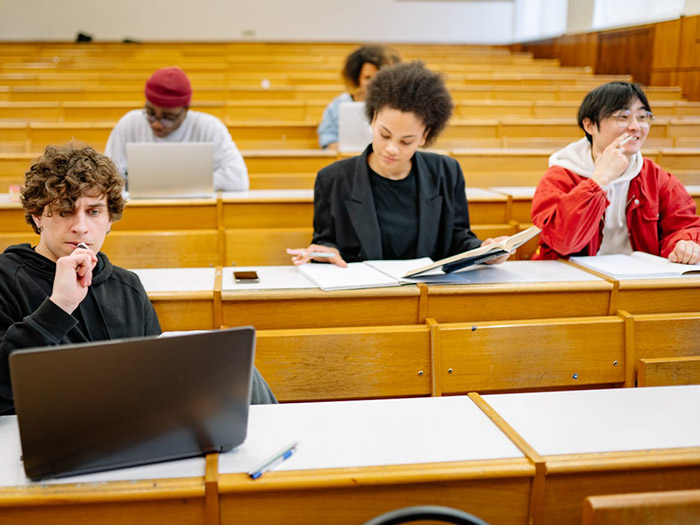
[126,142,214,198]
[338,101,373,153]
[10,327,255,480]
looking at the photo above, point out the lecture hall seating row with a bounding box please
[0,83,682,103]
[5,146,700,191]
[3,386,699,525]
[4,116,700,153]
[2,98,700,123]
[257,310,700,402]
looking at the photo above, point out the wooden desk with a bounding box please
[424,260,613,323]
[481,385,700,525]
[217,397,532,525]
[243,149,336,189]
[611,277,700,314]
[490,186,535,223]
[133,267,220,331]
[437,315,625,394]
[221,266,422,329]
[0,416,209,525]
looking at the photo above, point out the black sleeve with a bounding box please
[1,298,78,415]
[450,160,482,254]
[310,169,339,250]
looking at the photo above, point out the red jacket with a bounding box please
[531,159,700,260]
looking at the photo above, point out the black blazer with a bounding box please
[312,146,481,262]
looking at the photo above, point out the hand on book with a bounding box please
[668,239,700,265]
[291,244,348,267]
[480,236,512,265]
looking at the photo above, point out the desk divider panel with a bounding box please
[437,316,626,394]
[622,311,700,386]
[255,325,432,402]
[638,356,700,387]
[224,228,313,266]
[582,488,700,524]
[0,477,208,525]
[102,230,221,268]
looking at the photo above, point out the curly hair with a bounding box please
[21,142,125,234]
[364,61,453,147]
[342,44,401,89]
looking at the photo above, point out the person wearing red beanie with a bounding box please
[105,67,248,191]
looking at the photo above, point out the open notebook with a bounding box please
[570,252,700,280]
[298,259,468,291]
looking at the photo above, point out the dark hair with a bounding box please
[578,82,652,144]
[21,142,125,233]
[342,45,400,89]
[365,61,453,147]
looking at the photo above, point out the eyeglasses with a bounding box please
[610,110,655,128]
[142,107,186,128]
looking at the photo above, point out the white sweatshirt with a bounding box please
[105,109,249,192]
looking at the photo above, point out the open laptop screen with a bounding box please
[10,327,254,480]
[338,101,373,153]
[126,142,214,199]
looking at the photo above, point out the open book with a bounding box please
[570,252,700,279]
[297,258,468,291]
[403,225,541,278]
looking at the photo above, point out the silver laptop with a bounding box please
[338,101,373,153]
[10,327,255,480]
[126,142,214,198]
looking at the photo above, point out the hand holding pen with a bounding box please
[248,441,298,480]
[50,241,97,314]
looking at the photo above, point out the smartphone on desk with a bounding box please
[233,270,260,284]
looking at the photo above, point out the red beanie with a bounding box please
[144,67,192,107]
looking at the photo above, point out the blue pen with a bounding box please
[248,441,298,480]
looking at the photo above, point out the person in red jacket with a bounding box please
[531,81,700,263]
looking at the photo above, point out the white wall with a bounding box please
[684,0,700,16]
[566,0,594,34]
[0,0,516,44]
[513,0,568,42]
[591,0,684,30]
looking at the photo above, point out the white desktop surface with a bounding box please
[221,189,313,201]
[222,265,316,290]
[465,188,508,200]
[131,267,216,293]
[449,260,604,284]
[0,416,206,487]
[219,396,523,475]
[488,186,536,198]
[483,385,700,456]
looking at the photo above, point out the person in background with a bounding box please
[105,66,249,191]
[532,81,700,263]
[0,143,274,416]
[317,45,400,150]
[294,62,510,267]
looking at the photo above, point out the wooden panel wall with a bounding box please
[512,14,700,101]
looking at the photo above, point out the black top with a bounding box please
[369,163,418,260]
[312,145,481,262]
[0,244,161,415]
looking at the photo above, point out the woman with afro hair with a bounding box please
[294,61,510,267]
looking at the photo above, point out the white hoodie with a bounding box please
[548,137,643,255]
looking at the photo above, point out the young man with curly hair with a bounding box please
[294,62,510,267]
[317,44,400,149]
[0,143,275,415]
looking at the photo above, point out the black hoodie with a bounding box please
[0,244,160,415]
